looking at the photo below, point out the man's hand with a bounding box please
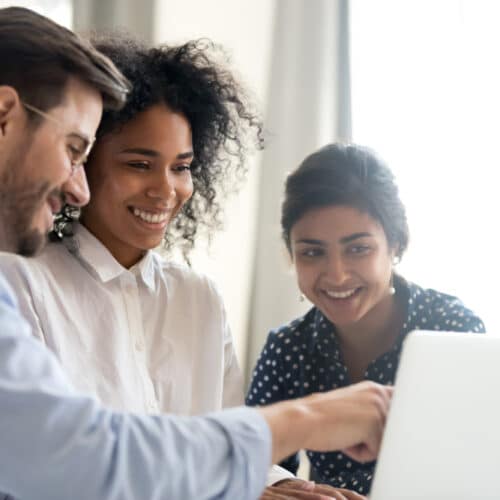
[260,381,393,464]
[260,479,366,499]
[301,381,392,462]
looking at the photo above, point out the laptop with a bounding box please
[370,330,500,500]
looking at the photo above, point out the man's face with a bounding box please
[0,77,103,255]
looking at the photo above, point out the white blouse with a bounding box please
[0,224,243,415]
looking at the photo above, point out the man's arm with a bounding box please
[0,282,271,500]
[260,381,392,465]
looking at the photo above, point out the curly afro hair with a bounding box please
[52,34,263,258]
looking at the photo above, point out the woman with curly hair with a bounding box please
[0,35,368,499]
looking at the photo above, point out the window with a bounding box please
[0,0,72,27]
[351,0,500,332]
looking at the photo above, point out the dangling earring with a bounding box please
[299,293,305,302]
[389,255,400,296]
[389,273,396,296]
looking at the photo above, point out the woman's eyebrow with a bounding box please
[294,238,326,245]
[339,232,373,244]
[177,151,194,160]
[118,148,194,159]
[119,147,159,157]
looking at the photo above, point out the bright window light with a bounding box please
[0,0,72,28]
[351,0,500,333]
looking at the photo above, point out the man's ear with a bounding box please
[0,86,21,139]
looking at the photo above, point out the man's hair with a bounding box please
[0,7,130,113]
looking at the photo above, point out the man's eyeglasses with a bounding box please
[22,101,95,175]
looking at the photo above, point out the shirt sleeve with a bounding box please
[457,309,486,333]
[0,277,271,500]
[246,329,301,475]
[456,313,486,333]
[0,255,45,342]
[435,293,487,334]
[266,465,296,486]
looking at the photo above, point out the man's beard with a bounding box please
[0,149,51,256]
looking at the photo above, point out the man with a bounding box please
[0,7,392,500]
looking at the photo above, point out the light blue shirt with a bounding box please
[0,275,271,500]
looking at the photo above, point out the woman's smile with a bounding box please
[323,287,360,299]
[129,206,172,225]
[291,205,395,328]
[80,104,193,268]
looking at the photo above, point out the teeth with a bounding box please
[132,208,169,224]
[325,289,357,299]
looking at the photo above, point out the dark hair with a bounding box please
[52,35,263,257]
[0,7,129,115]
[281,143,409,258]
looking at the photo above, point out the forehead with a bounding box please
[105,104,193,152]
[50,76,103,138]
[291,205,386,240]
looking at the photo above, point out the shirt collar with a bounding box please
[66,224,156,291]
[130,251,156,291]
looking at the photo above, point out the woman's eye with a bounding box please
[127,161,150,170]
[348,245,370,255]
[300,248,323,258]
[173,164,192,173]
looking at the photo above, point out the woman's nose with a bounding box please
[146,171,175,200]
[325,254,349,285]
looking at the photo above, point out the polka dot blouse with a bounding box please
[246,277,486,495]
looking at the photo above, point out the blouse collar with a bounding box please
[64,223,156,291]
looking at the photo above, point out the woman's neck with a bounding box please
[335,290,405,382]
[79,219,145,269]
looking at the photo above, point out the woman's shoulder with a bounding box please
[266,307,319,343]
[405,280,485,332]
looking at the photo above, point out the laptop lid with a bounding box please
[370,330,500,500]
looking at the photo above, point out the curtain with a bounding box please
[72,0,154,41]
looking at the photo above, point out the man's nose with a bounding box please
[62,167,90,207]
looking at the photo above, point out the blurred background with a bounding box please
[2,0,499,382]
